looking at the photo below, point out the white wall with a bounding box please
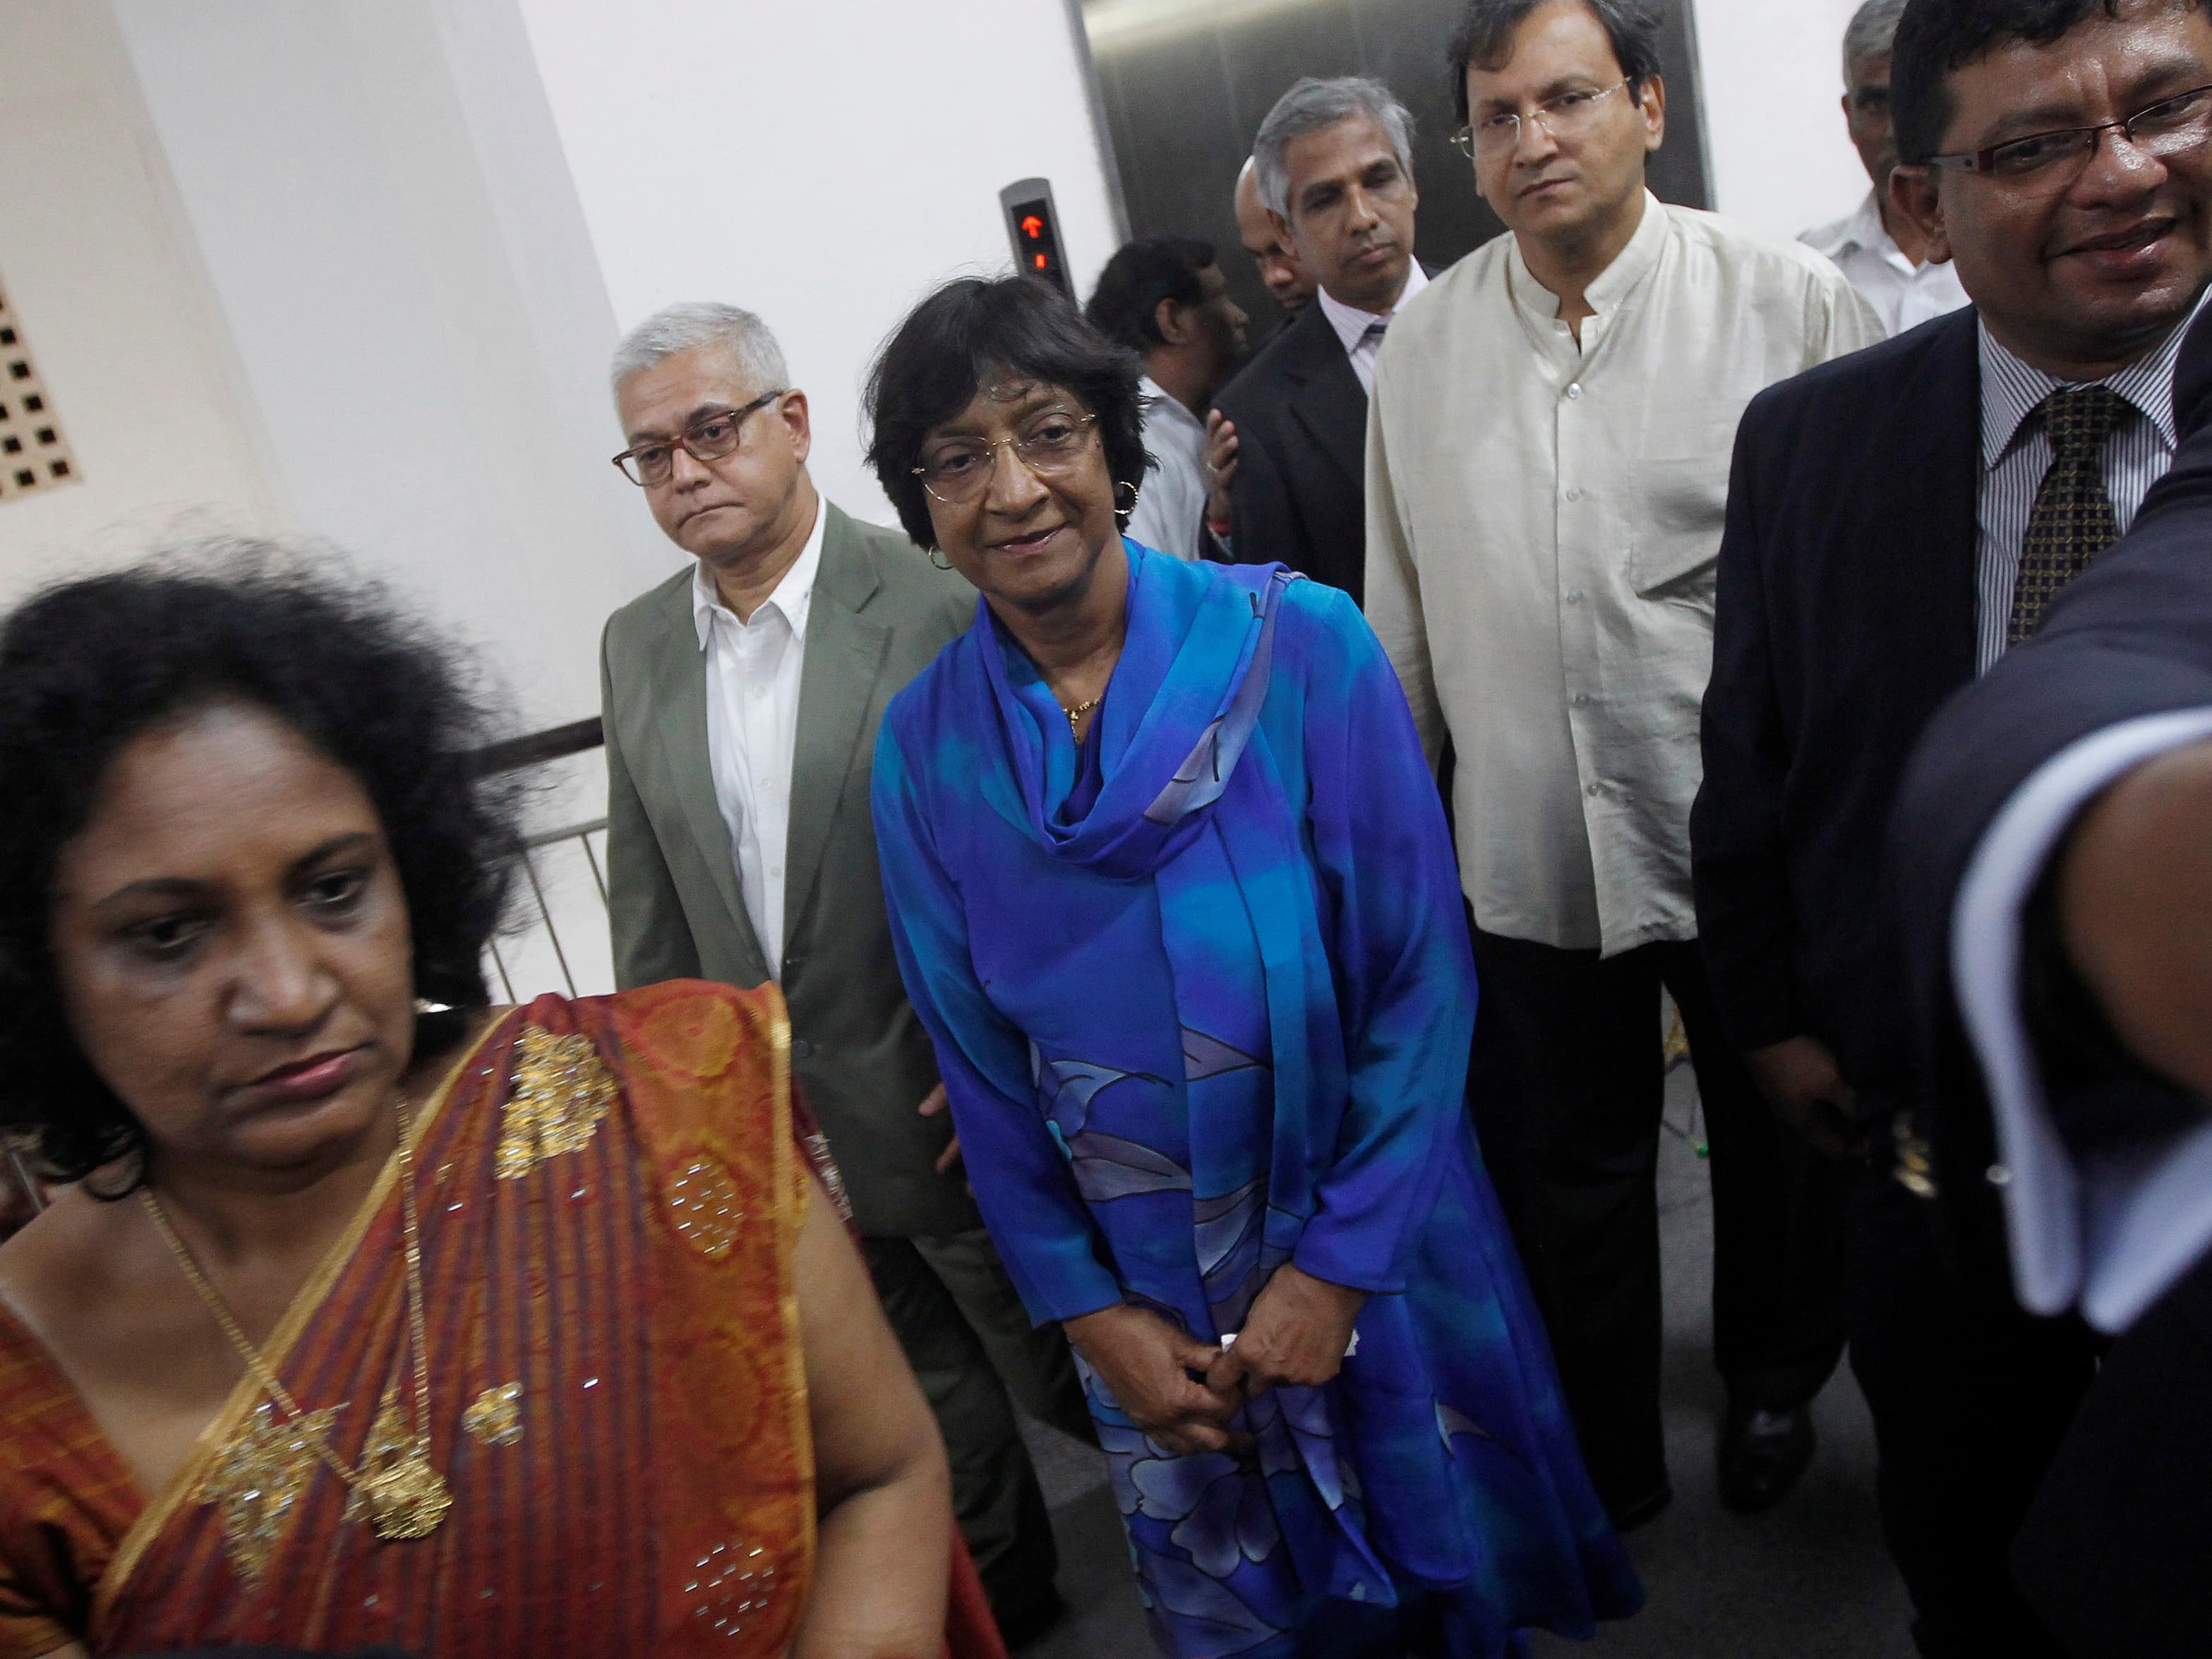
[0,0,284,598]
[109,0,671,738]
[514,0,1124,527]
[1693,0,1873,241]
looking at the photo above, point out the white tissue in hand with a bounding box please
[1218,1330,1360,1357]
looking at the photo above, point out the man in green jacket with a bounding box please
[600,302,1088,1641]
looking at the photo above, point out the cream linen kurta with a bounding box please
[1366,193,1884,956]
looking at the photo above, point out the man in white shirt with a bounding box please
[1215,76,1430,602]
[1802,0,1972,336]
[598,302,1090,1643]
[1366,0,1883,1529]
[1083,236,1248,560]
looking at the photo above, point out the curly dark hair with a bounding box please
[0,546,524,1186]
[864,275,1149,552]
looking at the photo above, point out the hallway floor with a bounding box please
[1012,1068,1918,1658]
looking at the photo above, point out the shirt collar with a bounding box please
[1139,375,1205,435]
[1317,259,1429,357]
[1582,191,1670,314]
[1507,190,1669,329]
[691,494,827,650]
[1978,285,2211,470]
[1805,191,1892,261]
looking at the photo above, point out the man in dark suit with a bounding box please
[1212,75,1429,605]
[1891,304,2212,1659]
[1691,0,2212,1650]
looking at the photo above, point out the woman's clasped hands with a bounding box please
[1063,1303,1246,1456]
[1062,1265,1368,1456]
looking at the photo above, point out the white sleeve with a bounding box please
[1952,705,2212,1331]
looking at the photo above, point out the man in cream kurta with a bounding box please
[1370,193,1881,951]
[1369,0,1883,1533]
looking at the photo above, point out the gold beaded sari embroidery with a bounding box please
[0,982,814,1659]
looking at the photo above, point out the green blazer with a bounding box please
[600,501,978,1237]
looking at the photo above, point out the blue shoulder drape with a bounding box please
[872,543,1638,1658]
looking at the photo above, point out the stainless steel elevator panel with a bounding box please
[1074,0,1714,327]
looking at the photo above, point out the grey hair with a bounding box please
[1251,76,1417,219]
[608,301,789,399]
[1843,0,1909,88]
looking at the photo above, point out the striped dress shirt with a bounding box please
[1976,293,2208,671]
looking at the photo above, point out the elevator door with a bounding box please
[1075,0,1714,327]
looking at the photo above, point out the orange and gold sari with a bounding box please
[0,981,991,1658]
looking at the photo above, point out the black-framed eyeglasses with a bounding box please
[611,387,786,487]
[1925,83,2212,191]
[911,411,1099,507]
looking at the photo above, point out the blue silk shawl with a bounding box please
[873,543,1639,1657]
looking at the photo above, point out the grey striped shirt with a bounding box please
[1976,296,2206,671]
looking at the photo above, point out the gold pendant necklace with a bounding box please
[142,1097,450,1543]
[1060,695,1102,735]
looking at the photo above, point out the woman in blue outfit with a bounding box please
[862,276,1640,1658]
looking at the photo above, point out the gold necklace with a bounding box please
[140,1097,452,1542]
[1060,696,1102,735]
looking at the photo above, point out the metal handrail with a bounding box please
[489,814,613,1005]
[472,713,616,1005]
[474,716,604,778]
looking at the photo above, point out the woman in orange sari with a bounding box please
[0,557,990,1658]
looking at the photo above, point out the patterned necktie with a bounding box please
[1361,319,1388,349]
[2009,385,2129,646]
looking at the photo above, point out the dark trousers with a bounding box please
[1468,929,1847,1510]
[1844,1174,2100,1659]
[862,1231,1093,1629]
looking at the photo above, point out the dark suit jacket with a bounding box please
[600,502,979,1238]
[1213,296,1369,603]
[1691,307,1982,1095]
[1889,310,2212,1658]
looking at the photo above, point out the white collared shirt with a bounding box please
[1318,260,1430,394]
[692,498,825,977]
[1126,375,1209,560]
[1974,295,2205,671]
[1368,193,1885,955]
[1802,191,1971,339]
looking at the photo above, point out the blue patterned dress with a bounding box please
[872,543,1640,1656]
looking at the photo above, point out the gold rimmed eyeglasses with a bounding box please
[1453,80,1631,159]
[913,411,1099,507]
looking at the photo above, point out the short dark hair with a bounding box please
[1083,237,1218,354]
[0,548,524,1187]
[865,277,1150,551]
[1448,0,1665,126]
[1891,0,2204,164]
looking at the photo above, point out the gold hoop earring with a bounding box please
[1116,480,1143,518]
[927,547,954,572]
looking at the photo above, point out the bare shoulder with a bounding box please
[0,1183,133,1363]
